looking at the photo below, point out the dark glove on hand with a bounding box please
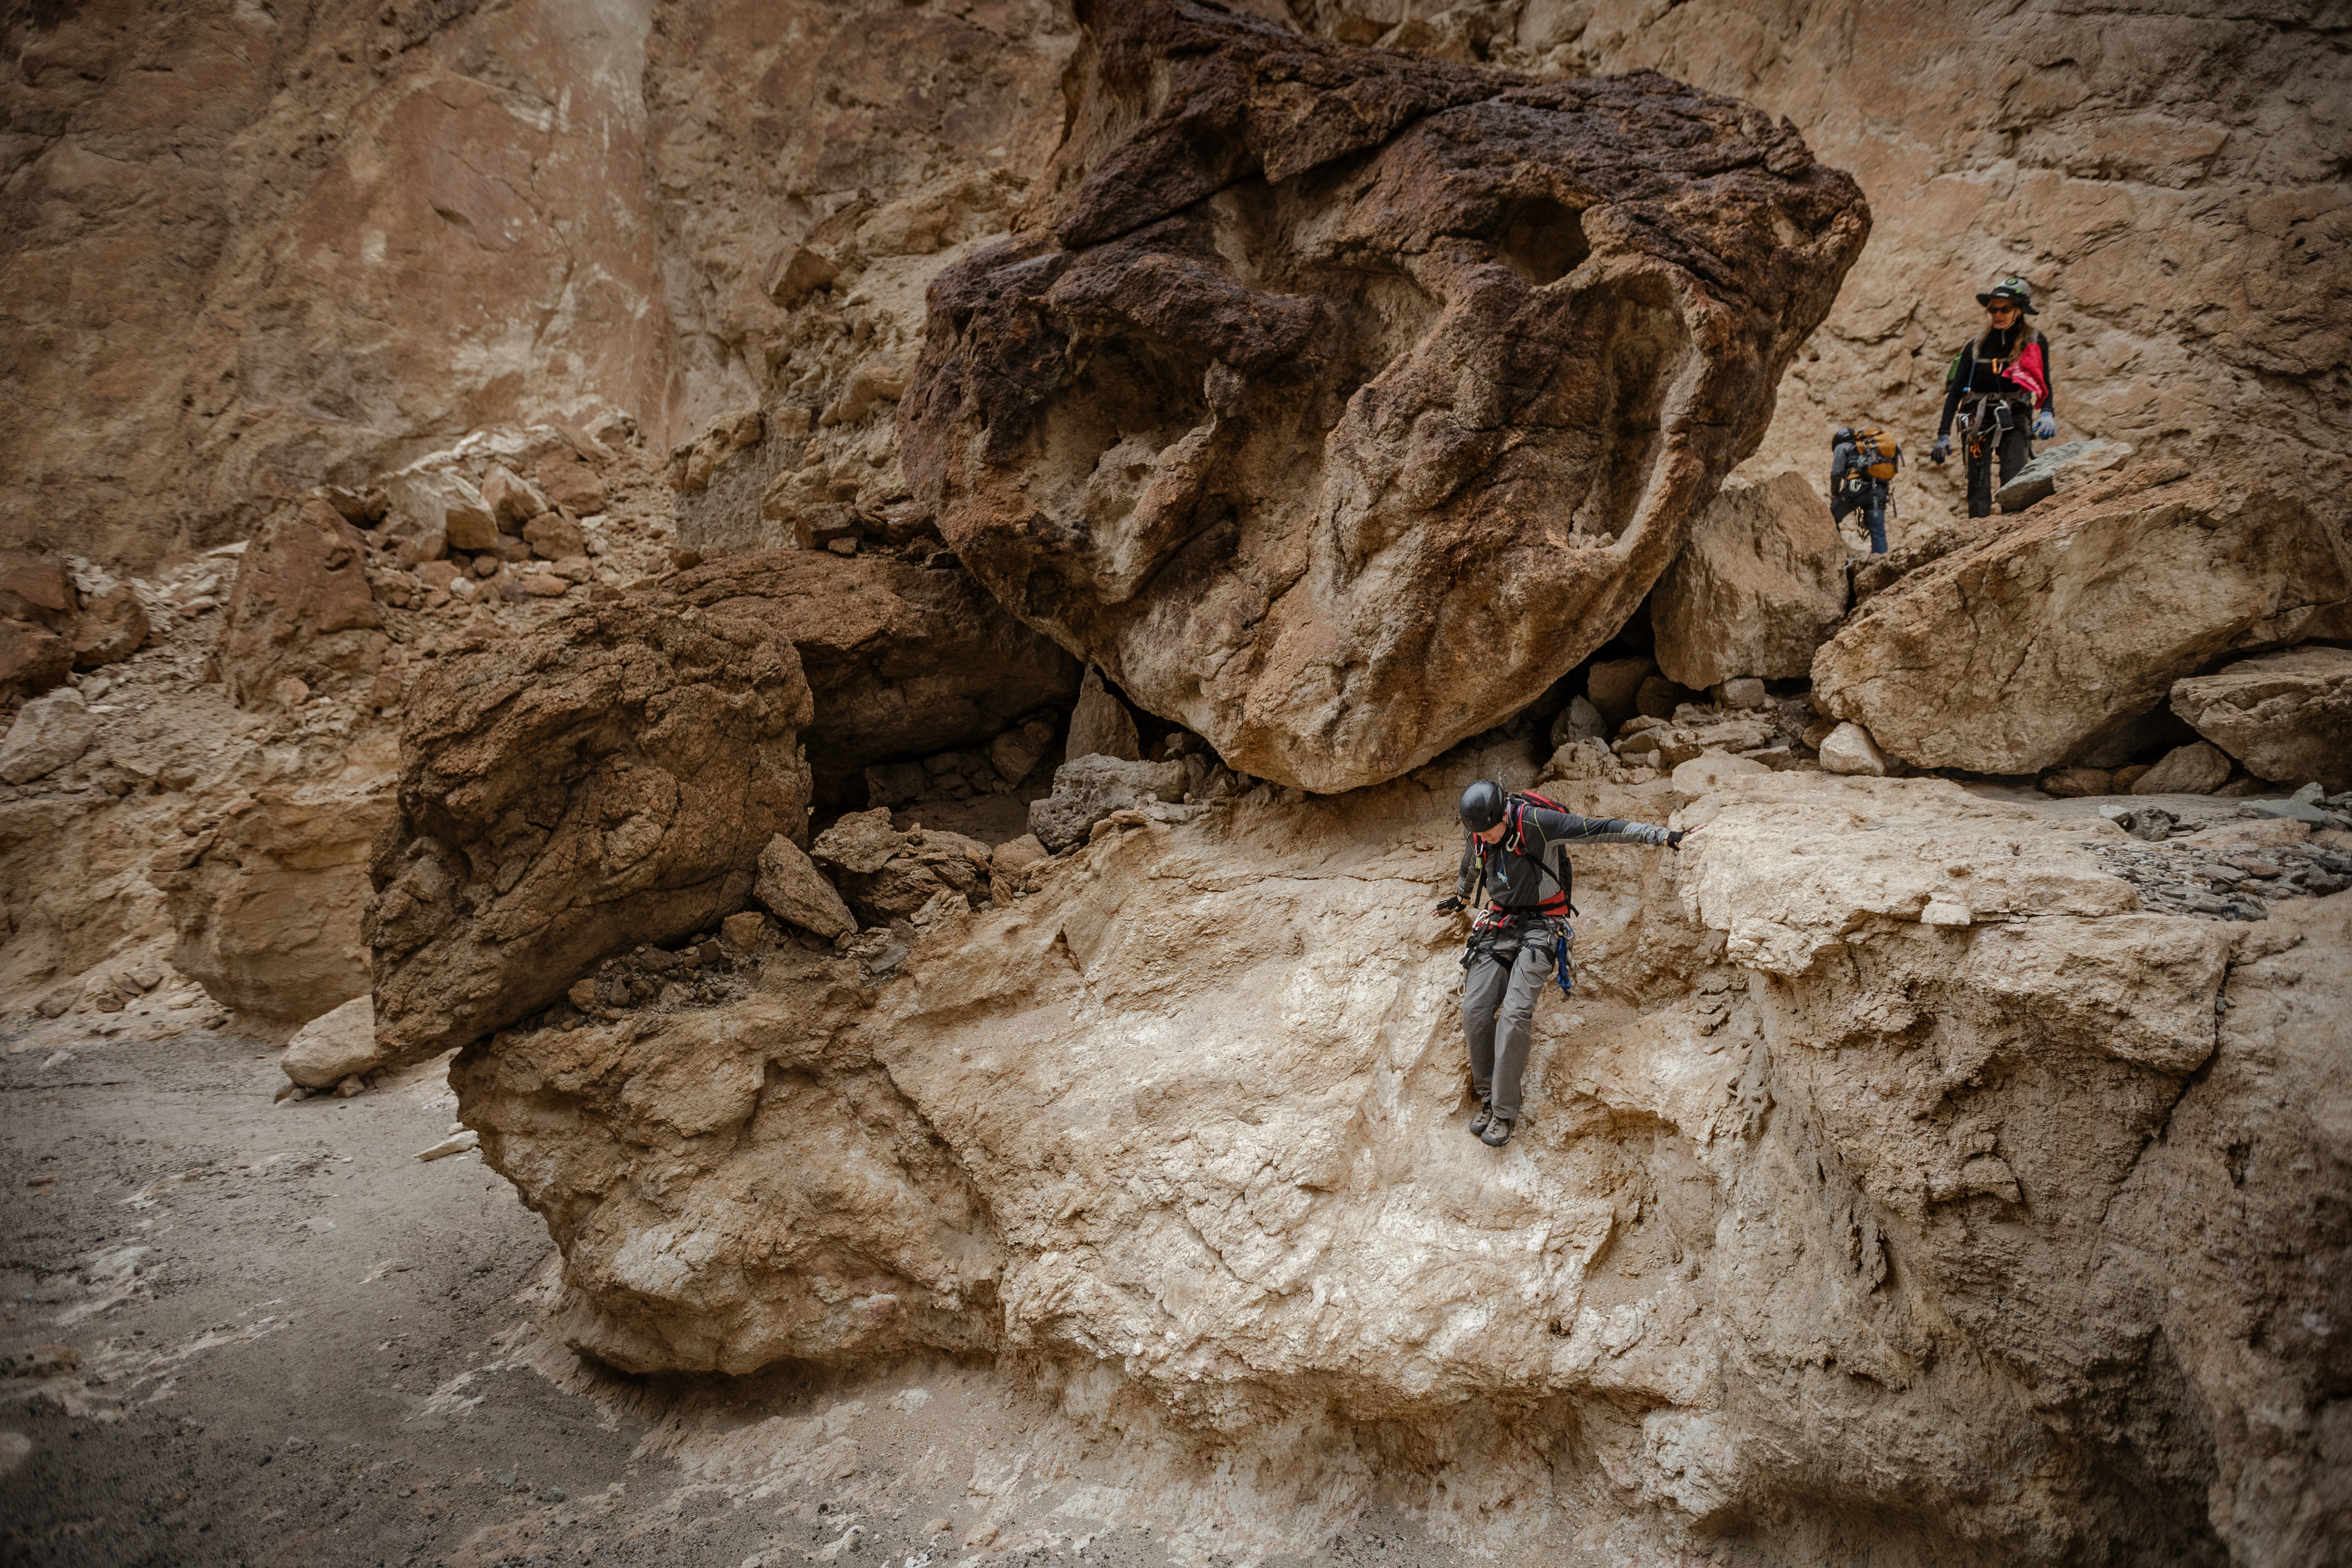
[1433,897,1463,916]
[1930,436,1950,464]
[1666,830,1686,849]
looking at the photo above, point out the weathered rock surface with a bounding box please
[453,766,2348,1564]
[0,687,97,785]
[753,834,857,941]
[280,994,383,1089]
[366,604,815,1068]
[2172,647,2352,792]
[663,551,1079,807]
[2134,740,2233,798]
[1816,720,1888,778]
[903,0,1868,793]
[1065,666,1141,762]
[1993,437,2132,513]
[1651,471,1847,690]
[1813,468,2352,774]
[809,808,995,929]
[218,499,387,709]
[1027,756,1186,854]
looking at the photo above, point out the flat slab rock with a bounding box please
[902,0,1867,793]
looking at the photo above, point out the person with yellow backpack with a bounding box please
[1829,425,1900,553]
[1930,277,2058,516]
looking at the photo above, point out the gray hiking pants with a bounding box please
[1462,937,1552,1122]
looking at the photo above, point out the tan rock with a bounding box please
[2039,766,2113,799]
[1066,667,1141,763]
[69,584,150,670]
[522,513,587,561]
[160,785,392,1027]
[1651,472,1848,690]
[2132,741,2232,797]
[1813,470,2352,774]
[0,688,97,785]
[1027,756,1185,854]
[1583,658,1657,732]
[385,470,500,552]
[480,466,549,532]
[809,808,908,877]
[532,450,608,515]
[1817,721,1888,777]
[754,835,858,941]
[903,5,1867,793]
[365,604,815,1068]
[281,995,382,1089]
[989,718,1059,789]
[446,767,2337,1564]
[217,499,387,710]
[990,835,1047,876]
[2170,647,2352,792]
[720,911,770,951]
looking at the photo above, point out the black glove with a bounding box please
[1666,830,1685,849]
[1433,896,1463,916]
[1930,435,1950,465]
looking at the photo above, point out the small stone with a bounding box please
[1067,666,1142,762]
[523,572,570,598]
[415,1129,479,1161]
[2132,740,2231,797]
[2039,766,2112,799]
[720,911,769,950]
[333,1073,368,1098]
[0,688,97,784]
[543,1488,566,1502]
[1719,677,1769,710]
[1817,721,1889,777]
[568,978,602,1011]
[1920,899,1974,927]
[963,1524,999,1548]
[826,537,859,556]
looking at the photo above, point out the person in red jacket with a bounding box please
[1931,277,2058,517]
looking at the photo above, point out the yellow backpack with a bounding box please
[1853,427,1901,480]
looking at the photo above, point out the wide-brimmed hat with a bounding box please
[1976,276,2038,314]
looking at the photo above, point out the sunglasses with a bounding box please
[1986,301,2020,313]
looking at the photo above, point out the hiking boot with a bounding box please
[1480,1117,1515,1148]
[1469,1102,1493,1137]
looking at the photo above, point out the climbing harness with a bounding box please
[1461,790,1578,998]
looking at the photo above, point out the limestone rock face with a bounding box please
[2133,740,2232,797]
[453,769,2346,1563]
[365,605,815,1068]
[663,551,1079,808]
[2172,647,2352,791]
[1813,467,2352,774]
[218,499,387,709]
[1650,471,1847,690]
[902,0,1868,793]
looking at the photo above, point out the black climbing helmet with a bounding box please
[1976,276,2038,315]
[1833,426,1854,447]
[1459,779,1507,833]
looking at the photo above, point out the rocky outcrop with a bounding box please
[1650,471,1847,691]
[2171,647,2352,792]
[451,764,2349,1563]
[157,784,390,1029]
[1812,466,2352,774]
[903,0,1868,793]
[0,688,97,785]
[1,550,152,700]
[1027,755,1186,853]
[365,604,815,1068]
[218,499,388,709]
[662,551,1080,807]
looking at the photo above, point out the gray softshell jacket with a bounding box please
[1457,803,1673,913]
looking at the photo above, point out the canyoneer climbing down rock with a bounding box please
[1433,781,1687,1148]
[1828,424,1899,554]
[1930,276,2058,517]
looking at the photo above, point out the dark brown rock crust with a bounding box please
[902,0,1868,792]
[365,604,814,1067]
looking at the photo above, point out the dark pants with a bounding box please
[1461,931,1557,1122]
[1965,416,2034,518]
[1831,480,1888,553]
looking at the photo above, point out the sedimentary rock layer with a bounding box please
[903,0,1868,792]
[454,764,2347,1563]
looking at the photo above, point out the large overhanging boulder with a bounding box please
[902,0,1868,793]
[1812,465,2352,775]
[366,605,814,1067]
